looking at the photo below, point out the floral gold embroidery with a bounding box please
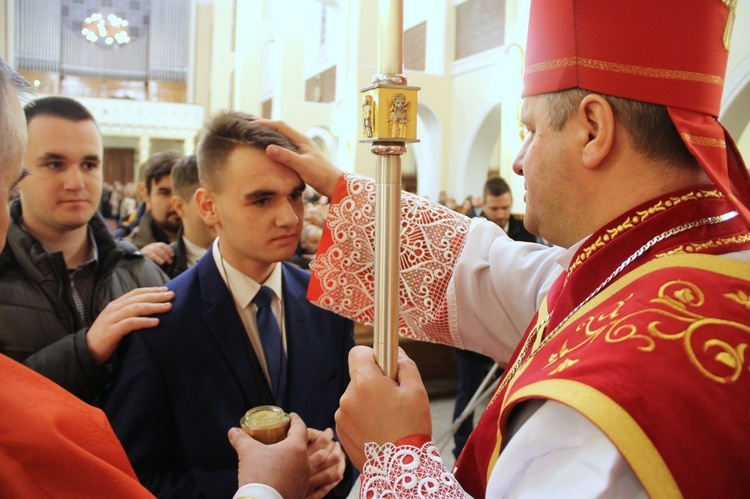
[548,358,579,375]
[569,190,724,273]
[543,280,749,385]
[657,233,750,257]
[725,290,750,310]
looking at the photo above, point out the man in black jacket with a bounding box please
[0,96,172,403]
[481,175,537,242]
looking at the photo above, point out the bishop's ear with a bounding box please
[578,94,615,170]
[194,188,219,227]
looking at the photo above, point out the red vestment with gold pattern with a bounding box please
[308,174,750,498]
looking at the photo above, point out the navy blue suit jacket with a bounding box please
[101,253,355,498]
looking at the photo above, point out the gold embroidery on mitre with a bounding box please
[526,56,724,86]
[680,132,727,148]
[723,0,738,51]
[568,190,724,274]
[542,280,750,385]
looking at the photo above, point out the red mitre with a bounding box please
[522,0,750,227]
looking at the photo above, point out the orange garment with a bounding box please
[0,354,153,498]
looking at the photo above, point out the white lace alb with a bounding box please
[312,174,471,347]
[360,441,470,498]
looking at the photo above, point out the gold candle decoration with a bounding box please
[239,405,290,445]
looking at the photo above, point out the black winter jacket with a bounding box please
[0,201,168,402]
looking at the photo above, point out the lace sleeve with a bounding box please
[360,441,471,498]
[310,173,471,348]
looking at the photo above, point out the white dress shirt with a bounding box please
[212,239,286,388]
[183,234,210,268]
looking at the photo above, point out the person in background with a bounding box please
[100,181,112,219]
[109,180,122,221]
[0,94,170,403]
[451,174,538,457]
[437,190,448,206]
[445,197,458,211]
[481,175,537,243]
[290,223,322,270]
[117,182,138,224]
[156,154,217,278]
[465,193,484,218]
[457,196,470,216]
[126,150,183,256]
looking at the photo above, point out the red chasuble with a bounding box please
[454,188,750,498]
[0,354,154,498]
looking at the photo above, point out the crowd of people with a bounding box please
[1,1,749,498]
[100,180,139,223]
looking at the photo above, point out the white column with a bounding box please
[138,135,151,173]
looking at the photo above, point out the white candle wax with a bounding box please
[378,0,404,75]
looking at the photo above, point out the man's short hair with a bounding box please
[139,150,183,195]
[197,110,297,192]
[0,57,31,167]
[483,175,511,200]
[23,95,96,125]
[171,154,200,201]
[544,89,699,170]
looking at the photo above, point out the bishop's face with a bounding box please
[513,95,582,247]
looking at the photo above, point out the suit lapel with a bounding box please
[197,254,274,404]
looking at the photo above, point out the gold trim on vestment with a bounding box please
[525,56,724,86]
[657,233,750,257]
[568,190,725,274]
[506,380,682,499]
[565,253,749,329]
[486,293,552,481]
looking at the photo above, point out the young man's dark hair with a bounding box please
[139,150,183,195]
[483,175,511,199]
[171,153,200,200]
[24,95,97,124]
[197,110,296,192]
